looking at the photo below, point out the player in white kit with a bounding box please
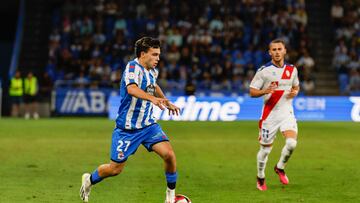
[249,39,300,191]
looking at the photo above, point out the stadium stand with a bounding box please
[45,0,312,96]
[331,0,360,95]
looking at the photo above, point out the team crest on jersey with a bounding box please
[117,151,124,160]
[281,65,294,79]
[129,72,136,79]
[146,84,155,95]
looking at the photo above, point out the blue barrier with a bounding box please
[53,88,360,122]
[53,88,118,115]
[108,95,360,122]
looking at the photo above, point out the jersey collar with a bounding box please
[270,61,287,68]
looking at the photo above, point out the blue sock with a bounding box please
[165,171,177,189]
[90,169,103,185]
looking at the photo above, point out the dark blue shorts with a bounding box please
[10,96,23,105]
[110,123,169,163]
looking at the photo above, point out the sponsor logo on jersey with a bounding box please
[146,84,155,95]
[271,81,279,88]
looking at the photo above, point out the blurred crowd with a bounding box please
[331,0,360,94]
[47,0,311,95]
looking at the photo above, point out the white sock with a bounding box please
[166,187,175,203]
[257,145,272,179]
[277,138,297,169]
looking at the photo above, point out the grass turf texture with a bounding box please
[0,118,359,203]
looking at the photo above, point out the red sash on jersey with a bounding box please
[259,90,285,128]
[281,65,294,79]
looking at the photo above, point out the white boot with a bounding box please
[165,187,175,203]
[80,173,92,202]
[33,112,39,120]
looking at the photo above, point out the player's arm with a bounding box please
[249,85,276,98]
[287,67,300,99]
[154,85,180,116]
[287,85,300,99]
[154,84,166,99]
[127,84,166,110]
[249,67,276,98]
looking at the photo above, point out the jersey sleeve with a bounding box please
[292,67,300,86]
[124,63,141,86]
[250,69,265,90]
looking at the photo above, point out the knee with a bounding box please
[163,150,176,162]
[260,145,272,156]
[258,145,272,160]
[286,138,297,151]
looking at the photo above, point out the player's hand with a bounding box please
[287,87,298,99]
[150,97,167,110]
[262,83,276,95]
[165,101,180,116]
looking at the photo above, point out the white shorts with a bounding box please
[258,116,298,145]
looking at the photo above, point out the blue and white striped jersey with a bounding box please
[115,58,159,130]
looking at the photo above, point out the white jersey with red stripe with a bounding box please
[250,61,299,125]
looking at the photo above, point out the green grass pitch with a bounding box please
[0,118,359,202]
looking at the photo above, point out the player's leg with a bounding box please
[92,161,127,183]
[256,144,272,190]
[142,124,176,203]
[152,142,177,203]
[152,141,177,182]
[257,120,278,191]
[80,128,140,202]
[275,118,298,185]
[80,161,127,202]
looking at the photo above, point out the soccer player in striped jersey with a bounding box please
[249,39,300,191]
[80,37,180,203]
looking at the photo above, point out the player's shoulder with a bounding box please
[126,60,143,72]
[285,63,297,70]
[257,62,273,72]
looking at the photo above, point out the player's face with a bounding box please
[142,47,160,69]
[269,42,286,63]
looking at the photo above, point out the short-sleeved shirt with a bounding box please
[115,58,159,130]
[250,61,299,124]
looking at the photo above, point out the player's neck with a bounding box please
[138,58,150,70]
[271,60,284,68]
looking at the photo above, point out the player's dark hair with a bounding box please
[135,37,161,57]
[269,38,286,49]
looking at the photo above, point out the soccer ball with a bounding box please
[175,194,191,203]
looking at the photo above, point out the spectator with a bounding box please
[348,69,360,92]
[296,50,315,78]
[9,70,23,117]
[24,71,39,119]
[302,76,315,95]
[48,0,312,96]
[38,72,54,102]
[184,80,196,95]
